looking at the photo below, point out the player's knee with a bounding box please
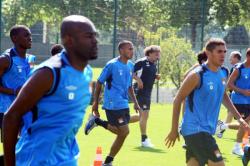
[119,128,129,138]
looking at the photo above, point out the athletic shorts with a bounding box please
[105,108,130,126]
[234,104,250,119]
[136,95,151,111]
[0,113,3,142]
[183,132,223,166]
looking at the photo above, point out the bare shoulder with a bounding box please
[0,56,10,70]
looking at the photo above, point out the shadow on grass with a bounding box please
[132,146,166,153]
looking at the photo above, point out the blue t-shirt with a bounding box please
[231,63,250,104]
[98,57,134,110]
[16,52,92,166]
[0,48,30,113]
[26,54,36,64]
[181,65,227,136]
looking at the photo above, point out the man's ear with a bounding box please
[62,35,73,48]
[11,36,17,43]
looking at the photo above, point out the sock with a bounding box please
[221,123,229,130]
[235,142,241,148]
[104,156,114,164]
[141,135,148,142]
[95,118,108,129]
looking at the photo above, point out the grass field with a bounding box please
[75,104,243,166]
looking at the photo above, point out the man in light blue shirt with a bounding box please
[165,38,249,166]
[85,40,140,166]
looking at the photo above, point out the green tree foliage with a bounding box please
[159,29,196,89]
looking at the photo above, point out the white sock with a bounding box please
[221,123,229,130]
[235,142,242,148]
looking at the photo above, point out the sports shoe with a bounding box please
[84,114,97,135]
[232,146,244,156]
[242,146,250,166]
[102,163,113,166]
[141,138,154,148]
[216,120,225,138]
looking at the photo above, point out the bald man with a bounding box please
[3,15,97,166]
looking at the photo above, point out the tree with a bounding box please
[159,29,196,89]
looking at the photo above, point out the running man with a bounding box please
[50,44,64,56]
[85,40,141,166]
[0,25,32,135]
[227,48,250,156]
[133,45,161,147]
[216,51,242,138]
[165,38,249,166]
[3,15,98,165]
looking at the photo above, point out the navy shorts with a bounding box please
[136,95,151,111]
[105,108,130,126]
[184,132,223,166]
[234,104,250,119]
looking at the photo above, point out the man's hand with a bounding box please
[136,79,143,89]
[238,118,250,130]
[165,129,180,148]
[155,74,161,80]
[134,102,141,113]
[92,102,100,117]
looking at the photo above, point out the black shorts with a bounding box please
[136,95,151,111]
[105,108,130,126]
[234,104,250,119]
[184,132,223,166]
[0,113,4,142]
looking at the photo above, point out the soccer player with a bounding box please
[3,15,98,165]
[85,40,141,166]
[216,51,242,138]
[165,38,249,166]
[26,54,36,69]
[50,43,64,56]
[227,48,250,156]
[0,25,32,134]
[133,45,160,147]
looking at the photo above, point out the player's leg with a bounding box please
[103,109,130,165]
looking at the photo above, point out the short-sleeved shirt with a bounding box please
[98,57,134,110]
[134,57,157,97]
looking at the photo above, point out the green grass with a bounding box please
[92,67,102,82]
[0,104,243,165]
[76,104,243,166]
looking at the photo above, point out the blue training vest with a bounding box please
[16,51,92,166]
[181,65,227,136]
[231,63,250,104]
[0,48,30,113]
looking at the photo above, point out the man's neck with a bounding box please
[119,55,128,64]
[244,60,250,68]
[146,56,155,63]
[14,46,27,58]
[206,62,219,72]
[66,50,87,71]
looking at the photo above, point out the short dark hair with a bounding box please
[51,44,64,56]
[10,25,29,39]
[197,51,207,64]
[144,45,161,56]
[118,40,133,52]
[205,38,225,52]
